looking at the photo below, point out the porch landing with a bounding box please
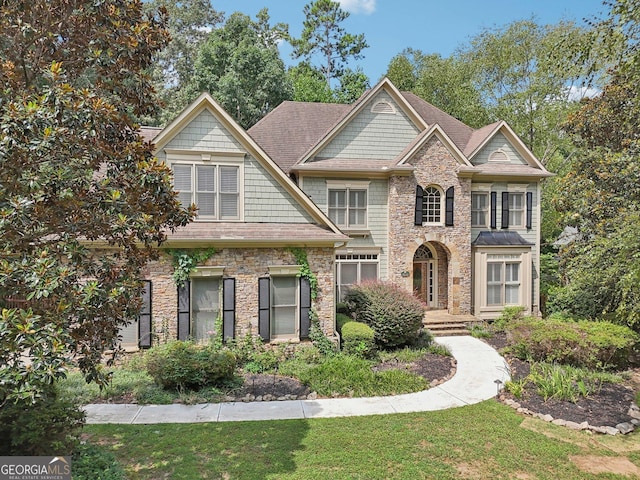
[423,310,478,336]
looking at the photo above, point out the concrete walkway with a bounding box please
[84,336,510,424]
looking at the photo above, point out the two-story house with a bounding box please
[122,78,550,349]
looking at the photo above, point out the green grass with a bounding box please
[83,400,640,479]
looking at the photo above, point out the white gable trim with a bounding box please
[298,78,428,165]
[396,124,472,167]
[467,121,548,171]
[151,93,344,235]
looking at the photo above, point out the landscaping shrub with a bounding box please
[0,385,84,455]
[336,313,352,334]
[72,442,126,480]
[341,321,376,358]
[336,302,349,315]
[344,281,425,349]
[506,315,638,369]
[492,305,526,332]
[144,341,236,390]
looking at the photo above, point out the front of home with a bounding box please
[122,78,551,349]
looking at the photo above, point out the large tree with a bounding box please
[186,10,292,129]
[142,0,223,125]
[0,0,192,407]
[386,49,489,128]
[553,0,640,329]
[290,0,368,87]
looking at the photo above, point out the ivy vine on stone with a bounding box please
[166,248,217,287]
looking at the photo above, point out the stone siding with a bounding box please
[143,246,336,343]
[388,137,472,314]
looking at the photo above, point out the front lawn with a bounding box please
[83,400,640,479]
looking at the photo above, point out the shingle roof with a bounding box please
[466,163,554,178]
[463,122,501,157]
[248,101,350,174]
[472,231,534,246]
[400,92,474,152]
[139,126,162,143]
[167,222,348,245]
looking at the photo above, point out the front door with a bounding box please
[413,260,437,308]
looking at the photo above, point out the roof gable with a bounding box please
[151,93,345,236]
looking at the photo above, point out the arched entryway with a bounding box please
[413,243,449,309]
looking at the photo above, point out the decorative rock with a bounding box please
[631,419,639,426]
[263,394,274,402]
[565,421,583,430]
[628,405,640,420]
[255,396,263,402]
[604,426,620,436]
[552,419,566,427]
[539,414,553,422]
[277,396,286,401]
[616,422,635,435]
[590,426,608,434]
[307,392,318,400]
[579,422,589,430]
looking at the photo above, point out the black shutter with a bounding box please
[177,281,190,340]
[414,185,424,226]
[445,186,454,226]
[501,192,509,229]
[490,192,497,229]
[258,277,270,342]
[300,277,311,339]
[526,192,533,229]
[138,280,152,348]
[222,278,235,341]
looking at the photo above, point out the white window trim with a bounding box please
[268,265,301,276]
[488,148,510,163]
[191,266,225,278]
[471,192,490,228]
[335,252,380,301]
[473,247,532,318]
[326,180,370,230]
[422,184,444,226]
[168,151,244,222]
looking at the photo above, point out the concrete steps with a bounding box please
[423,310,476,337]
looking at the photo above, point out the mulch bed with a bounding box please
[485,333,640,429]
[227,351,457,401]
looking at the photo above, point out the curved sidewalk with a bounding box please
[84,336,510,424]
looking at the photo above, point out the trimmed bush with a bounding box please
[0,385,84,455]
[344,281,425,349]
[506,316,638,370]
[341,321,376,358]
[144,341,236,390]
[336,313,352,334]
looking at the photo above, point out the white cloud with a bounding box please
[565,85,600,102]
[338,0,376,15]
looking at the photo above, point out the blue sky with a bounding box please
[211,0,608,82]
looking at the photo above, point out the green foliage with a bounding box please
[0,0,193,405]
[290,0,368,85]
[293,354,426,397]
[344,281,425,349]
[144,341,236,390]
[526,362,622,403]
[469,323,492,339]
[411,328,435,349]
[141,0,223,126]
[336,313,352,334]
[493,306,526,332]
[341,321,376,358]
[166,248,216,287]
[309,321,337,356]
[505,316,638,369]
[386,49,489,128]
[288,247,318,299]
[0,385,84,455]
[243,348,284,374]
[187,11,292,128]
[72,442,126,480]
[504,379,527,399]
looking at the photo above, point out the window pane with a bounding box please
[349,190,366,208]
[196,192,215,216]
[505,263,519,282]
[361,263,378,281]
[177,191,192,208]
[341,263,358,286]
[272,276,297,337]
[220,166,238,193]
[220,194,238,218]
[173,165,192,191]
[487,285,502,305]
[192,278,220,342]
[505,285,519,304]
[196,166,215,192]
[487,263,502,283]
[329,190,346,208]
[349,208,366,226]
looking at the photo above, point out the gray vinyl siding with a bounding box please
[244,156,314,223]
[158,109,245,163]
[471,182,540,310]
[313,91,420,161]
[302,177,389,279]
[161,109,314,224]
[471,133,528,166]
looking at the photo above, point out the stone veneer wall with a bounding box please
[388,137,472,315]
[143,246,336,342]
